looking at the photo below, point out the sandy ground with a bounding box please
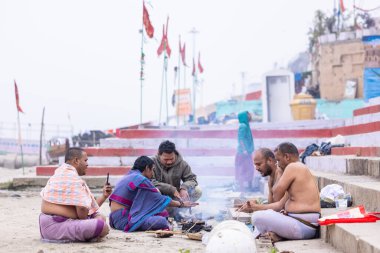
[0,166,36,184]
[0,190,205,253]
[0,166,264,253]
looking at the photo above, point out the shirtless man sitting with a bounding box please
[39,147,112,242]
[251,142,321,241]
[238,148,287,212]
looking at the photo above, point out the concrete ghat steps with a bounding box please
[319,208,380,253]
[275,238,343,253]
[306,156,380,178]
[36,165,235,177]
[275,208,380,253]
[36,166,131,176]
[331,147,380,157]
[321,221,380,253]
[13,175,237,189]
[12,175,123,189]
[312,170,380,212]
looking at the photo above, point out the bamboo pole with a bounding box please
[39,107,45,165]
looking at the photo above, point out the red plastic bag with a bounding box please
[318,205,380,226]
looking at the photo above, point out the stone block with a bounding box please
[347,158,368,175]
[367,159,380,178]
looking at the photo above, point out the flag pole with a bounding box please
[17,110,25,175]
[159,53,165,125]
[39,107,45,165]
[353,0,356,28]
[139,2,145,125]
[159,52,169,125]
[157,17,170,125]
[177,35,181,127]
[189,27,199,124]
[183,51,187,125]
[165,53,169,125]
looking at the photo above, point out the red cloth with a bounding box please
[157,17,171,57]
[318,205,380,225]
[179,39,187,66]
[14,80,24,113]
[339,0,345,12]
[143,2,154,38]
[198,52,204,73]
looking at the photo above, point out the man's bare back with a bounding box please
[251,143,321,241]
[41,200,79,219]
[273,162,320,213]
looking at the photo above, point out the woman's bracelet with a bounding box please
[179,200,184,208]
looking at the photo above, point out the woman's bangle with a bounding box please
[179,200,184,208]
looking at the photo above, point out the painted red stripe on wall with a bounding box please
[117,128,333,139]
[84,148,236,157]
[332,121,380,136]
[353,105,380,116]
[36,166,234,177]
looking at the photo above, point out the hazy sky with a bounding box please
[1,0,379,138]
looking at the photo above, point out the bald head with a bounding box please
[255,148,275,160]
[254,148,276,177]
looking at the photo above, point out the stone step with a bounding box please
[100,137,321,150]
[12,175,237,190]
[307,156,380,178]
[275,238,343,253]
[331,147,380,157]
[321,219,380,253]
[276,208,380,253]
[36,166,131,176]
[84,147,236,156]
[349,111,380,125]
[60,156,236,170]
[115,128,333,139]
[36,165,235,177]
[12,175,118,189]
[312,170,380,212]
[354,104,380,117]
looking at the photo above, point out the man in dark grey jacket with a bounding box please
[152,140,202,202]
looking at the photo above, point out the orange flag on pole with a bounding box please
[14,80,24,113]
[143,2,154,38]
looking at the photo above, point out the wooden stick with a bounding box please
[145,230,183,235]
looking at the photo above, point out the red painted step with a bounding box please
[331,146,380,157]
[36,166,131,176]
[116,128,333,139]
[84,148,236,157]
[353,104,380,117]
[331,121,380,136]
[36,166,235,177]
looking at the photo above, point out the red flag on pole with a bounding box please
[157,17,171,57]
[179,38,187,66]
[142,2,154,38]
[157,25,165,56]
[198,52,204,74]
[192,58,196,76]
[339,0,345,12]
[14,80,24,113]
